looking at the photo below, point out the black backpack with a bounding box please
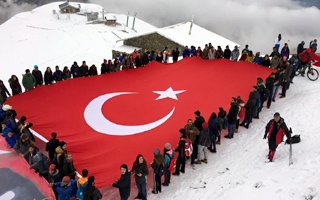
[286,135,301,144]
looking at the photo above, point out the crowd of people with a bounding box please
[0,36,318,102]
[110,37,318,200]
[0,106,102,199]
[0,34,318,200]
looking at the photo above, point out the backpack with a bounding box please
[286,135,301,144]
[169,158,176,173]
[298,50,312,63]
[184,138,193,157]
[76,181,87,200]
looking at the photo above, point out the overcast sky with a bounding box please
[1,0,319,53]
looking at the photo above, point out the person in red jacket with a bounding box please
[264,112,291,162]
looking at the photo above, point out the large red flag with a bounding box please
[6,58,272,187]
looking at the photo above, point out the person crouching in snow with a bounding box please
[112,164,131,200]
[264,112,291,162]
[163,143,173,186]
[151,148,164,194]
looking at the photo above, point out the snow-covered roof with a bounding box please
[112,45,139,54]
[105,14,117,20]
[121,21,239,49]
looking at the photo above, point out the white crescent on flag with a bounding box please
[83,92,176,136]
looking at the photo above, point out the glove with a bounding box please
[263,135,267,140]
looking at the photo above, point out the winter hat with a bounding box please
[34,65,38,69]
[164,143,171,150]
[274,112,280,117]
[2,104,12,111]
[154,148,160,156]
[49,164,56,172]
[120,164,128,171]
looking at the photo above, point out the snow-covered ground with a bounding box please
[152,76,320,200]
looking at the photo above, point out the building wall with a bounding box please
[124,33,184,53]
[61,6,80,13]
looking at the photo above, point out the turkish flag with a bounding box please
[6,58,272,187]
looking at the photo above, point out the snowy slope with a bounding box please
[152,76,320,200]
[0,2,156,88]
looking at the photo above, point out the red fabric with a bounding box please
[314,61,320,67]
[238,107,246,121]
[267,121,286,145]
[6,57,272,188]
[0,138,55,199]
[299,48,320,63]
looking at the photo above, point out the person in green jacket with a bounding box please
[22,69,36,92]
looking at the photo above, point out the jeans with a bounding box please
[136,181,147,200]
[227,123,236,138]
[175,155,185,174]
[198,145,208,160]
[163,167,171,185]
[272,85,280,100]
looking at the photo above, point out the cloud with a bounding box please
[0,0,37,24]
[90,0,320,54]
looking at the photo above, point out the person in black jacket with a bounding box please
[217,107,226,144]
[80,61,89,77]
[45,132,60,162]
[112,164,131,200]
[89,65,98,76]
[173,129,186,176]
[44,67,54,85]
[8,75,22,96]
[225,98,239,139]
[0,80,11,103]
[71,62,80,78]
[32,65,43,87]
[53,66,63,82]
[151,148,164,194]
[193,110,204,165]
[223,45,232,59]
[172,47,180,62]
[62,154,76,180]
[240,90,256,129]
[83,176,102,200]
[131,154,148,200]
[265,73,275,108]
[101,59,108,74]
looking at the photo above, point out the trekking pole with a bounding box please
[289,128,293,166]
[289,141,293,166]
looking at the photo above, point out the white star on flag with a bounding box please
[153,87,186,100]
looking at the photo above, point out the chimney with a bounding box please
[126,11,129,27]
[102,8,105,20]
[188,15,194,35]
[132,13,137,30]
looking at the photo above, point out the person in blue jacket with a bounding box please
[53,176,77,200]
